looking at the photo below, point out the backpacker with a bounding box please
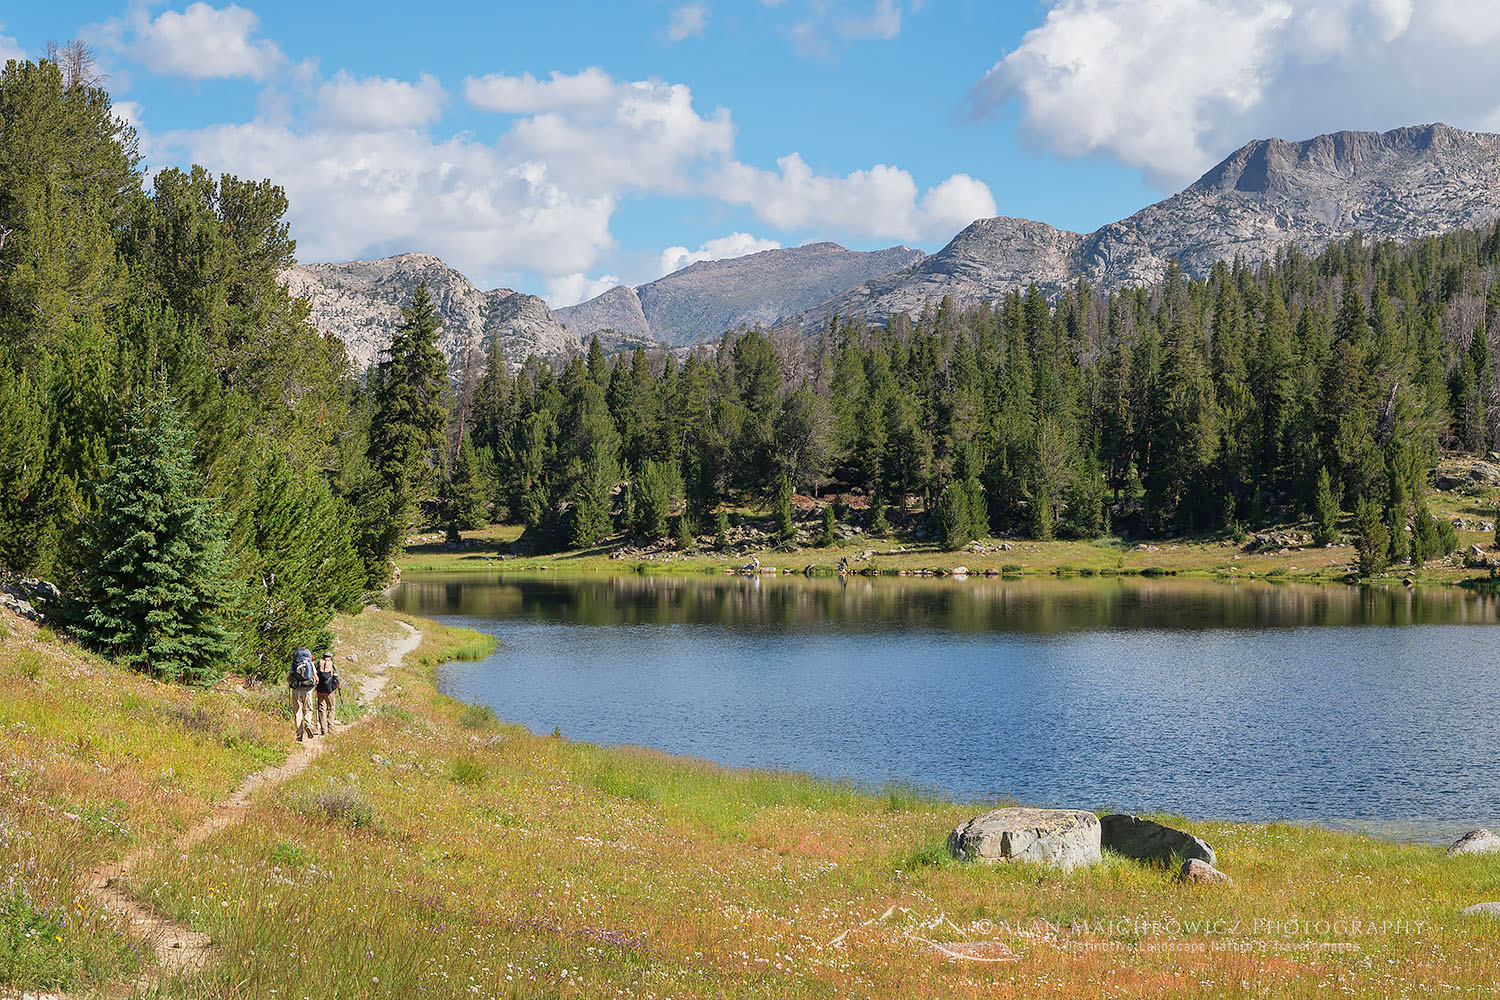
[316,661,340,694]
[289,648,316,688]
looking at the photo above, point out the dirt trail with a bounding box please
[82,622,421,979]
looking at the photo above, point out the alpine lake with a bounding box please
[392,571,1500,843]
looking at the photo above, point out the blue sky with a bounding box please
[6,2,1500,304]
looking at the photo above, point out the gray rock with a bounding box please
[948,807,1101,870]
[0,592,39,621]
[1461,902,1500,917]
[558,241,925,347]
[1100,814,1216,867]
[1448,829,1500,856]
[1180,858,1234,886]
[783,124,1500,333]
[281,252,581,375]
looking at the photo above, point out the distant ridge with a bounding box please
[281,253,578,375]
[784,123,1500,331]
[556,242,926,346]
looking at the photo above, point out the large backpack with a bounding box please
[289,648,316,688]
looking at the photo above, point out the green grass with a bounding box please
[10,603,1500,998]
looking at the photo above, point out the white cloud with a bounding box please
[660,233,781,276]
[970,0,1500,188]
[667,4,709,42]
[117,2,284,80]
[545,272,622,308]
[715,153,995,242]
[466,71,736,198]
[840,0,902,40]
[0,25,26,65]
[160,121,617,279]
[316,71,446,131]
[147,62,990,292]
[463,67,617,114]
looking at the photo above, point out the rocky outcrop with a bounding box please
[1447,829,1500,856]
[1180,858,1234,886]
[1100,814,1217,866]
[947,807,1101,870]
[555,284,651,342]
[1461,902,1500,918]
[1,575,61,622]
[281,252,579,375]
[558,242,926,346]
[785,123,1500,331]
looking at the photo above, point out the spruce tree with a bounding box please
[631,459,676,539]
[75,393,234,684]
[366,284,448,575]
[714,508,731,550]
[1312,466,1340,546]
[1353,499,1390,577]
[935,482,974,550]
[774,472,796,542]
[441,434,488,542]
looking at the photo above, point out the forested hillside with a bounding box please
[467,228,1497,575]
[0,52,447,682]
[3,50,1498,688]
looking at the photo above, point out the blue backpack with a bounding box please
[289,648,316,688]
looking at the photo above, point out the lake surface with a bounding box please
[393,572,1500,842]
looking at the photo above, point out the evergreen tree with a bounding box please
[440,434,489,542]
[674,511,695,550]
[820,505,837,548]
[714,508,731,550]
[1312,466,1340,546]
[366,284,448,577]
[935,481,974,550]
[774,472,796,542]
[631,458,677,539]
[1353,498,1390,577]
[74,393,234,683]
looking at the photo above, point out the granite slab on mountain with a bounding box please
[557,242,925,346]
[281,252,579,375]
[948,807,1101,870]
[1100,814,1216,867]
[785,123,1500,331]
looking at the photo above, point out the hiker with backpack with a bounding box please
[315,650,340,736]
[288,647,318,742]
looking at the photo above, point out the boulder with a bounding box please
[1100,814,1216,867]
[1180,859,1233,886]
[947,807,1101,870]
[951,566,970,577]
[1461,902,1500,918]
[1448,829,1500,856]
[0,592,39,621]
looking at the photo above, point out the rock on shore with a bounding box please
[947,807,1101,870]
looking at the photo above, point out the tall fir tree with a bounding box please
[75,392,235,684]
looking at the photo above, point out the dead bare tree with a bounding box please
[43,39,105,88]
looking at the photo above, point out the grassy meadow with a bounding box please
[3,604,1500,997]
[398,473,1500,586]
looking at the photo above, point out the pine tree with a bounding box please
[1312,466,1340,546]
[935,482,974,550]
[820,505,837,548]
[440,434,489,542]
[674,511,695,550]
[631,458,677,539]
[0,367,52,571]
[75,393,235,684]
[714,508,731,550]
[774,472,795,542]
[366,284,448,577]
[1353,498,1389,577]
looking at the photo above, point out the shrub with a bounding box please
[458,703,499,730]
[290,788,375,829]
[449,759,488,787]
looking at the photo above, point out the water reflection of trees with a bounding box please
[395,574,1500,632]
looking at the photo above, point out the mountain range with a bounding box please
[282,123,1500,371]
